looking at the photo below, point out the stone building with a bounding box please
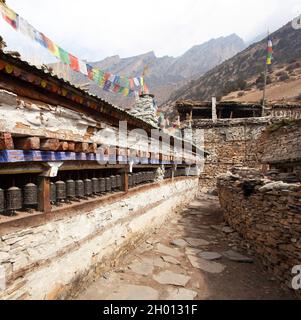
[0,50,205,300]
[176,100,301,188]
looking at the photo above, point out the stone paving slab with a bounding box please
[187,255,226,274]
[166,288,198,300]
[153,271,191,287]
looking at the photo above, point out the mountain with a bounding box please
[166,20,301,105]
[50,34,245,108]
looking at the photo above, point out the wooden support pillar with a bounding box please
[122,166,129,193]
[38,176,51,213]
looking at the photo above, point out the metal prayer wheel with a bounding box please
[99,178,106,193]
[105,177,112,192]
[84,179,93,197]
[75,180,85,198]
[50,182,56,204]
[6,187,22,214]
[23,183,38,208]
[66,180,76,200]
[132,174,136,186]
[110,176,117,190]
[92,178,100,194]
[0,188,5,213]
[128,175,133,188]
[56,181,66,202]
[116,175,122,190]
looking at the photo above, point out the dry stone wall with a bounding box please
[217,171,301,294]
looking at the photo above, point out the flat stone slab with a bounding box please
[188,255,226,274]
[129,261,154,276]
[153,271,191,287]
[141,257,167,268]
[222,250,254,263]
[107,285,159,300]
[166,288,198,300]
[185,247,203,256]
[185,238,210,247]
[171,239,188,248]
[156,244,183,257]
[161,256,181,265]
[198,252,222,261]
[222,226,235,234]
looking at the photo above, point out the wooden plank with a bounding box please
[75,142,89,153]
[0,132,14,150]
[38,176,51,213]
[88,143,97,154]
[68,142,75,152]
[40,139,60,151]
[14,137,40,150]
[58,141,69,151]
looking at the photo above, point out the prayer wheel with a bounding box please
[23,183,38,208]
[75,180,85,198]
[66,180,76,200]
[56,181,66,202]
[6,187,22,214]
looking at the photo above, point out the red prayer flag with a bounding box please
[69,54,80,72]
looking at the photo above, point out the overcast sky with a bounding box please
[0,0,300,63]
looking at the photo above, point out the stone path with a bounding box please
[76,194,294,300]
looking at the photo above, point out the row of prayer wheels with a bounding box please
[50,175,123,204]
[128,171,156,188]
[0,183,38,216]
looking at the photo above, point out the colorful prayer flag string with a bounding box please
[0,2,146,98]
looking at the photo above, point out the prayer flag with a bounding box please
[69,54,80,72]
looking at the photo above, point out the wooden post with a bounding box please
[38,176,51,213]
[122,166,129,193]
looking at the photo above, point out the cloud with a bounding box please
[0,0,300,62]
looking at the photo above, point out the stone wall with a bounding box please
[190,118,269,188]
[217,171,301,294]
[0,177,198,300]
[259,120,301,165]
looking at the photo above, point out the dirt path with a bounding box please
[76,194,294,300]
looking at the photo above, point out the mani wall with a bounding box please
[0,177,198,300]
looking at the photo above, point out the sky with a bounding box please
[0,0,301,63]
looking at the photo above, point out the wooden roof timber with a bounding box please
[0,51,206,156]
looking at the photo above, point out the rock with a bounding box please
[166,288,198,300]
[161,256,181,265]
[188,255,226,274]
[222,250,254,263]
[211,225,222,231]
[153,271,191,287]
[156,244,183,257]
[0,252,9,262]
[222,227,234,234]
[185,238,210,247]
[142,257,167,268]
[107,285,159,300]
[259,181,300,193]
[185,248,203,256]
[129,261,154,276]
[170,239,188,248]
[198,252,222,261]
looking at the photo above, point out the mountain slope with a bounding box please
[166,21,301,105]
[51,34,245,108]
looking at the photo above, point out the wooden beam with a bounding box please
[40,139,60,151]
[14,137,40,150]
[38,176,51,213]
[75,142,89,153]
[58,141,69,151]
[0,132,14,150]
